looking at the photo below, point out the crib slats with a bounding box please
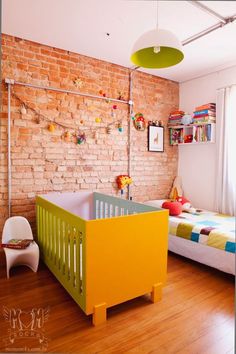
[75,230,80,292]
[45,210,49,256]
[93,192,158,220]
[52,215,56,264]
[49,213,52,260]
[36,196,86,313]
[69,227,75,287]
[60,220,64,274]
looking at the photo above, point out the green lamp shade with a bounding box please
[131,28,184,69]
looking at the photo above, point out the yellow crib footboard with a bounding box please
[36,192,168,325]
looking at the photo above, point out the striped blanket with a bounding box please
[170,211,235,254]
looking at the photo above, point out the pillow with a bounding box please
[144,199,167,208]
[162,201,183,216]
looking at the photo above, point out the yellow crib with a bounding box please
[36,192,168,325]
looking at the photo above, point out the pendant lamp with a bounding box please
[130,2,184,69]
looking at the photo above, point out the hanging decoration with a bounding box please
[48,124,56,132]
[117,91,125,101]
[35,116,41,124]
[73,77,84,88]
[77,132,86,145]
[133,112,146,131]
[117,121,123,132]
[64,131,72,142]
[106,126,112,134]
[12,90,125,146]
[95,117,102,123]
[20,104,27,115]
[94,131,99,139]
[99,89,106,97]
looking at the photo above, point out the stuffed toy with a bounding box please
[169,176,183,200]
[116,175,132,190]
[176,196,196,214]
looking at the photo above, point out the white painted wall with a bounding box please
[179,66,236,210]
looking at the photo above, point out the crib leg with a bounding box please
[92,303,107,326]
[151,283,163,303]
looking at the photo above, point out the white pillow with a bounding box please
[144,199,167,209]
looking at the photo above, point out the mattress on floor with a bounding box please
[145,200,235,254]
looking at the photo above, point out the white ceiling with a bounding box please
[2,0,236,82]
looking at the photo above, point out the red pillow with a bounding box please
[162,201,183,216]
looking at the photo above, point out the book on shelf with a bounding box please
[169,115,184,119]
[193,109,215,116]
[206,124,211,141]
[193,116,216,123]
[194,124,212,142]
[193,114,215,120]
[169,110,185,115]
[195,103,215,111]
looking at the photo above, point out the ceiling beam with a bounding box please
[187,1,226,23]
[182,14,236,46]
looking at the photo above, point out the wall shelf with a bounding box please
[168,122,216,146]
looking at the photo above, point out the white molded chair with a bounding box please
[2,216,39,278]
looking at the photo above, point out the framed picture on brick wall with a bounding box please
[148,125,164,152]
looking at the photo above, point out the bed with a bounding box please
[145,200,235,275]
[36,192,168,325]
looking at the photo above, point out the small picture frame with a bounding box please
[148,125,164,152]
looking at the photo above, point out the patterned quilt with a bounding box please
[169,211,235,254]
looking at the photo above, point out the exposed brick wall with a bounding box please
[0,34,178,234]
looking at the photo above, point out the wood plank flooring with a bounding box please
[0,251,234,353]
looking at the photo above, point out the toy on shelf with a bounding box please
[170,128,183,145]
[184,134,193,143]
[148,120,162,127]
[181,114,193,125]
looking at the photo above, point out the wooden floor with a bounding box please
[0,251,234,354]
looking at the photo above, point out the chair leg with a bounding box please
[6,265,10,279]
[92,303,107,326]
[30,258,39,273]
[151,283,163,303]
